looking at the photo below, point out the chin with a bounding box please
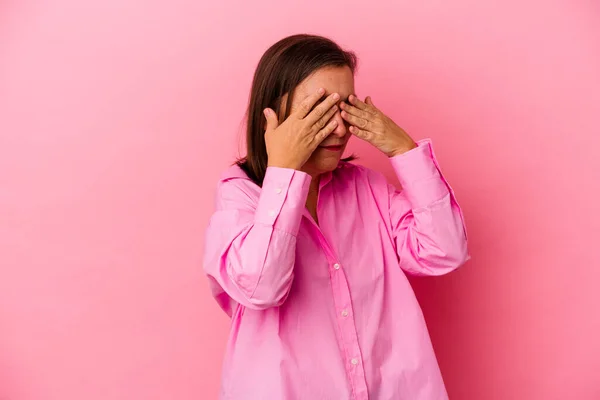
[305,158,341,175]
[321,160,341,172]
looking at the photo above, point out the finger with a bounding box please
[263,108,279,132]
[349,125,371,142]
[339,101,372,121]
[293,88,326,119]
[304,92,340,125]
[348,94,376,115]
[340,110,372,131]
[365,96,375,107]
[311,103,338,132]
[312,119,339,147]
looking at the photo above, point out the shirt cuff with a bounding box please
[389,139,450,209]
[254,167,311,235]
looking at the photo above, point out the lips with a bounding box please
[319,144,343,151]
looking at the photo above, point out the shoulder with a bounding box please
[214,164,260,208]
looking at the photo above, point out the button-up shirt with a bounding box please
[203,139,469,399]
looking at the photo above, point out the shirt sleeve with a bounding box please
[203,167,311,314]
[387,139,470,276]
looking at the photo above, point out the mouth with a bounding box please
[319,144,344,152]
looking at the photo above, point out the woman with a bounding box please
[203,34,469,400]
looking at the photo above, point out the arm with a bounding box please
[203,167,311,314]
[388,139,469,276]
[204,88,341,315]
[338,94,469,274]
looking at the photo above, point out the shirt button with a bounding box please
[333,263,341,270]
[351,358,359,365]
[275,188,282,194]
[341,310,349,317]
[268,210,276,217]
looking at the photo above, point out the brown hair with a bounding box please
[237,34,358,186]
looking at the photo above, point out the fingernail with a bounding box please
[318,88,325,94]
[333,93,340,101]
[263,109,269,117]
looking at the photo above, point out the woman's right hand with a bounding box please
[264,88,340,170]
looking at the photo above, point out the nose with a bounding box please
[330,109,347,137]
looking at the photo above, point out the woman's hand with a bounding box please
[340,95,417,157]
[264,88,340,170]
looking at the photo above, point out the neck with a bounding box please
[301,165,321,195]
[305,173,320,223]
[309,173,320,194]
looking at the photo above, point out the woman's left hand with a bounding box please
[340,95,417,157]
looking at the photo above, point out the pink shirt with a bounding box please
[203,139,469,400]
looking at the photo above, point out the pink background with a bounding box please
[1,1,599,399]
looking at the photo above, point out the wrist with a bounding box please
[388,142,417,157]
[267,160,302,170]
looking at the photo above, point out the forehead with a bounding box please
[294,66,354,100]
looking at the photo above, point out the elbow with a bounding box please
[432,236,470,272]
[406,239,469,276]
[227,261,294,311]
[245,290,290,310]
[446,243,470,270]
[436,208,470,270]
[242,280,293,310]
[454,232,471,266]
[436,238,470,271]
